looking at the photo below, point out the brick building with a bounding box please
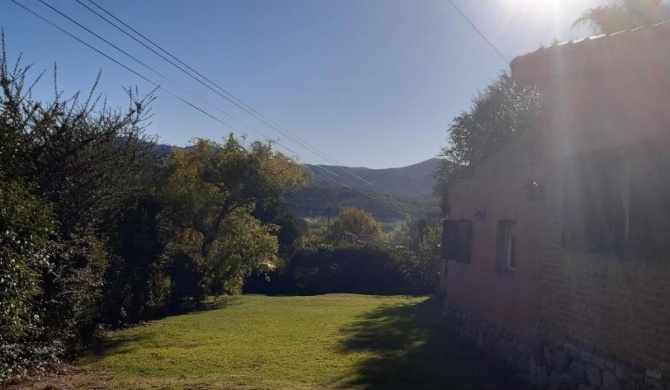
[443,22,670,389]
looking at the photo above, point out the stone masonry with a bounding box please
[447,302,666,389]
[444,162,670,389]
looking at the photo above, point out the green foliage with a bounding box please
[102,194,167,325]
[282,245,408,295]
[159,136,307,303]
[41,235,110,350]
[0,39,157,382]
[386,218,442,293]
[574,0,670,34]
[398,226,442,294]
[435,74,542,199]
[327,207,382,244]
[0,178,59,382]
[245,213,442,297]
[247,242,437,296]
[207,207,279,295]
[253,199,308,257]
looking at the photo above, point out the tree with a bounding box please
[435,74,542,202]
[327,207,382,243]
[0,38,159,380]
[160,136,307,297]
[574,0,670,34]
[385,218,442,294]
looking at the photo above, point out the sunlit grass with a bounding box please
[76,295,426,389]
[18,294,526,390]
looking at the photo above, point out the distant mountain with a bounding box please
[153,144,442,223]
[286,159,442,223]
[285,186,438,223]
[305,158,441,199]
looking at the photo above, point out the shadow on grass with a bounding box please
[338,298,529,390]
[143,295,244,322]
[84,296,242,362]
[85,333,151,359]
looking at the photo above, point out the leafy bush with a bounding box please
[101,194,166,325]
[0,40,156,383]
[248,244,436,296]
[0,37,307,384]
[0,178,60,383]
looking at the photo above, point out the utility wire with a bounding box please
[79,0,375,188]
[447,0,509,64]
[36,0,244,133]
[10,0,233,129]
[15,1,386,206]
[37,0,170,82]
[31,0,326,163]
[14,1,348,188]
[64,0,322,168]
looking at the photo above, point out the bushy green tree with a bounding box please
[327,207,382,244]
[0,39,157,380]
[435,74,542,200]
[0,36,311,383]
[160,136,307,302]
[385,218,442,294]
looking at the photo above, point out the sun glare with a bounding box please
[493,0,600,45]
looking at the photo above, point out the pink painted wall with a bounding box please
[447,23,670,339]
[446,133,543,338]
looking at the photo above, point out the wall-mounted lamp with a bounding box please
[475,209,487,222]
[523,179,543,201]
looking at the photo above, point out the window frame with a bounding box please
[497,220,517,273]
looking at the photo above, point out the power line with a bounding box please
[30,0,319,161]
[64,0,307,161]
[10,0,229,128]
[78,0,375,188]
[13,1,351,190]
[29,0,259,138]
[36,0,177,85]
[447,0,509,64]
[15,1,394,209]
[13,0,316,161]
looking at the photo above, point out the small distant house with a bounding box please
[443,22,670,389]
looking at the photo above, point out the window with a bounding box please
[562,140,670,258]
[497,220,517,272]
[443,219,473,263]
[562,151,628,253]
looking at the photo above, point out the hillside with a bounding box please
[153,146,442,222]
[286,186,438,223]
[306,158,441,198]
[286,158,442,223]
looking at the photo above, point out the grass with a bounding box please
[15,294,527,390]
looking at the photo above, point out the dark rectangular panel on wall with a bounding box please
[443,219,473,263]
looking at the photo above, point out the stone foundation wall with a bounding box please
[446,302,533,374]
[537,163,669,388]
[446,302,666,389]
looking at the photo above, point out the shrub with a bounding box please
[259,244,430,296]
[0,178,60,383]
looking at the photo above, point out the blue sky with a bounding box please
[1,0,600,168]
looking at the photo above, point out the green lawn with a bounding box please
[22,294,526,390]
